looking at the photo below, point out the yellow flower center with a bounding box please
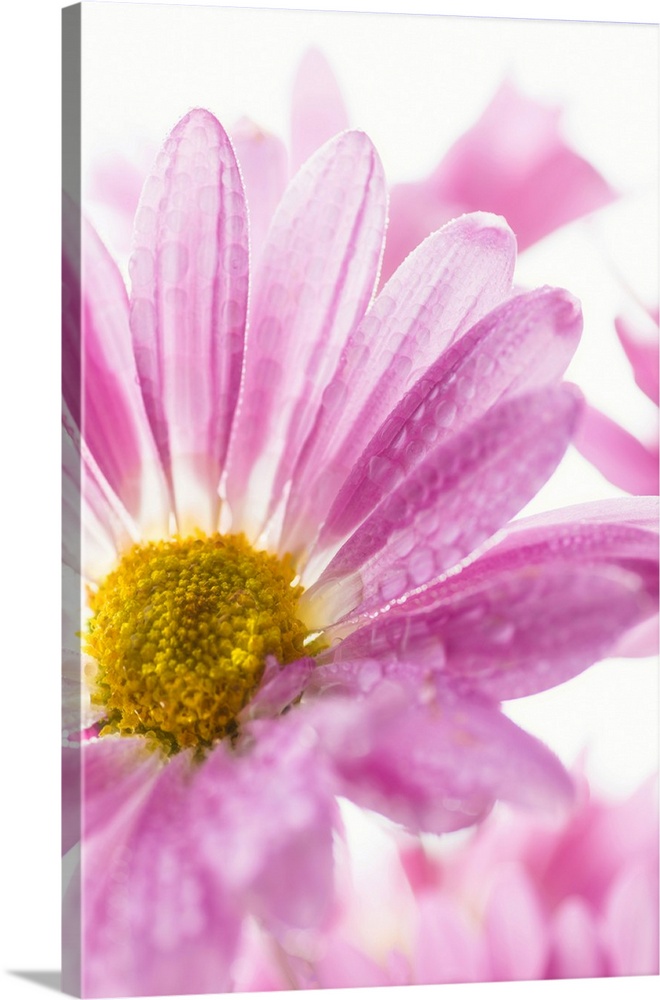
[85,533,315,753]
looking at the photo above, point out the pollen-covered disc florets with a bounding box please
[85,533,312,752]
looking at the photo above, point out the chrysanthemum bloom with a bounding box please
[271,772,658,989]
[63,109,658,997]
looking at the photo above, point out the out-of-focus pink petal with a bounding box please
[193,716,339,932]
[547,897,604,979]
[290,47,350,173]
[308,681,574,835]
[230,117,289,267]
[381,79,615,282]
[81,748,241,998]
[81,735,166,841]
[574,403,659,496]
[225,130,387,538]
[308,936,396,989]
[314,286,582,553]
[305,384,582,624]
[230,918,293,992]
[602,863,659,976]
[332,560,656,701]
[63,198,169,533]
[615,313,660,406]
[484,867,549,981]
[414,894,489,984]
[282,213,517,559]
[130,108,249,534]
[523,774,659,916]
[611,612,659,657]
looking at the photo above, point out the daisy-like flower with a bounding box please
[63,109,658,997]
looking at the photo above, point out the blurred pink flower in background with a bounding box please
[63,102,659,996]
[248,771,657,989]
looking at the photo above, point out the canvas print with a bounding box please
[62,2,659,997]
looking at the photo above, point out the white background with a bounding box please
[2,1,658,999]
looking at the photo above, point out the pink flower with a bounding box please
[63,108,658,997]
[300,772,659,987]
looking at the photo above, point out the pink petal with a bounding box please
[547,898,605,979]
[193,717,338,932]
[242,655,316,720]
[63,197,169,532]
[612,612,659,657]
[312,937,395,988]
[414,895,489,983]
[129,108,249,534]
[309,680,574,834]
[305,384,582,624]
[230,117,288,267]
[498,494,659,537]
[224,130,387,538]
[315,286,582,552]
[80,747,241,998]
[602,862,659,976]
[290,47,350,172]
[527,774,659,914]
[381,78,614,283]
[484,867,549,981]
[282,212,517,558]
[615,313,660,406]
[62,415,139,580]
[574,403,659,496]
[81,735,167,841]
[332,559,657,701]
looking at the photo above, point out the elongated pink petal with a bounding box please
[496,494,659,538]
[290,47,350,173]
[282,213,517,558]
[574,403,659,495]
[305,384,582,624]
[547,898,604,979]
[414,895,489,984]
[308,681,573,834]
[130,108,249,534]
[63,198,169,533]
[230,118,288,267]
[602,863,659,975]
[315,286,582,551]
[224,130,387,537]
[484,868,549,981]
[615,313,660,406]
[331,561,656,700]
